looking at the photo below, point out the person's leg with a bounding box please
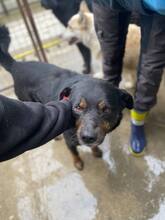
[130,13,165,155]
[93,2,131,86]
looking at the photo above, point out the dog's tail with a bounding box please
[0,25,15,72]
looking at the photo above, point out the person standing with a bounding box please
[92,0,165,155]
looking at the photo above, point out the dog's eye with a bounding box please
[74,99,87,112]
[74,104,84,112]
[98,101,111,114]
[101,106,111,114]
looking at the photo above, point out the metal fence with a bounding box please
[0,0,38,13]
[0,0,65,59]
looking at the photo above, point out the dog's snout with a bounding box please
[81,133,97,144]
[79,116,99,144]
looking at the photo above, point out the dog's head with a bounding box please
[59,78,133,147]
[63,1,93,45]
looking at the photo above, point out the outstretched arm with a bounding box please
[0,95,73,162]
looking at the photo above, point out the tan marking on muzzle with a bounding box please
[98,100,106,111]
[75,118,82,129]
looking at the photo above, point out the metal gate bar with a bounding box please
[16,0,48,62]
[0,0,49,93]
[0,0,8,15]
[16,0,42,61]
[22,0,48,62]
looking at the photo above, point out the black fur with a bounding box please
[0,26,133,169]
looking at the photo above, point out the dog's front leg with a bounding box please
[63,129,84,171]
[91,146,103,158]
[69,145,84,171]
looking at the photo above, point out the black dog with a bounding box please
[0,26,133,170]
[41,0,92,74]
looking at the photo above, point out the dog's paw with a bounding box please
[119,80,135,89]
[124,81,135,89]
[92,146,103,158]
[74,159,84,171]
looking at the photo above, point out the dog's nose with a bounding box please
[81,134,97,144]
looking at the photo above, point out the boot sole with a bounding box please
[128,146,146,157]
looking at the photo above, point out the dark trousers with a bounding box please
[93,3,165,112]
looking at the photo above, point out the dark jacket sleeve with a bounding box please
[93,0,152,15]
[0,95,73,162]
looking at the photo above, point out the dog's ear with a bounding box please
[119,89,134,110]
[79,11,87,25]
[59,87,72,100]
[79,1,89,25]
[80,1,90,14]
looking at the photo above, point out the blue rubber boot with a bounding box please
[129,110,148,156]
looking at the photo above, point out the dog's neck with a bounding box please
[83,14,101,60]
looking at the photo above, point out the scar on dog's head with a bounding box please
[59,86,134,114]
[59,87,71,100]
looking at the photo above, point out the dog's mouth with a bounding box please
[68,36,80,45]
